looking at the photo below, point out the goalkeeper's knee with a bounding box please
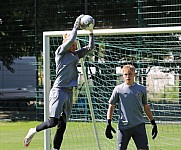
[48,117,59,128]
[36,117,58,132]
[57,117,66,132]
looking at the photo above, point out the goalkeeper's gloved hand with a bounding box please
[87,21,94,34]
[88,28,93,34]
[150,119,158,139]
[73,14,84,29]
[105,119,116,139]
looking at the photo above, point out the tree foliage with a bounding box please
[0,0,180,71]
[0,0,35,72]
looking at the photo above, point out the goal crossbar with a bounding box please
[43,26,181,37]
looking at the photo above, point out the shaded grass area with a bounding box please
[0,121,181,150]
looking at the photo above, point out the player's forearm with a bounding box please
[87,33,95,50]
[76,33,94,58]
[107,104,115,120]
[68,28,78,45]
[144,104,154,121]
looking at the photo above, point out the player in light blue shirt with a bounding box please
[24,14,95,150]
[105,65,158,150]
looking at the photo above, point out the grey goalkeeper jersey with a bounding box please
[53,28,94,88]
[109,82,147,130]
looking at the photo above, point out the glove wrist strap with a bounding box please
[150,119,156,125]
[107,119,112,125]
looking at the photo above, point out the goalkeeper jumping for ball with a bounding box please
[105,64,158,150]
[23,14,95,150]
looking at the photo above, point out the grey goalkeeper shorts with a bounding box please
[49,87,73,123]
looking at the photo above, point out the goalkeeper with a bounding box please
[105,64,158,150]
[23,14,94,150]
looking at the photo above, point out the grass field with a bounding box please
[0,121,181,150]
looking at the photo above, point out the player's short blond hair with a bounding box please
[122,64,136,73]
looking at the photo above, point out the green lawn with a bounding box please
[0,121,181,150]
[0,121,43,150]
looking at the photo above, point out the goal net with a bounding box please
[43,26,181,150]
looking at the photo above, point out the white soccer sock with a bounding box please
[32,127,37,134]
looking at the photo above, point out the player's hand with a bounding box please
[74,14,84,29]
[88,20,94,33]
[105,119,116,139]
[88,28,93,34]
[150,119,158,139]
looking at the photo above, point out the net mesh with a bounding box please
[47,29,181,149]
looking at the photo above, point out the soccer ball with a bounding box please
[80,15,95,30]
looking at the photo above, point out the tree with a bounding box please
[0,0,35,72]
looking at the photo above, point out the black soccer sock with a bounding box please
[36,117,58,132]
[53,118,66,149]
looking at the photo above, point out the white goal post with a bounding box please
[43,26,181,150]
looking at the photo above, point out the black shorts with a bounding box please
[117,123,148,150]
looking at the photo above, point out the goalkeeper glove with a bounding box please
[73,14,84,29]
[105,119,116,139]
[88,28,93,34]
[150,119,158,139]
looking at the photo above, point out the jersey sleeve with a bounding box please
[109,86,119,105]
[55,28,77,55]
[75,33,94,58]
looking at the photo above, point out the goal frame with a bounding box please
[43,26,181,150]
